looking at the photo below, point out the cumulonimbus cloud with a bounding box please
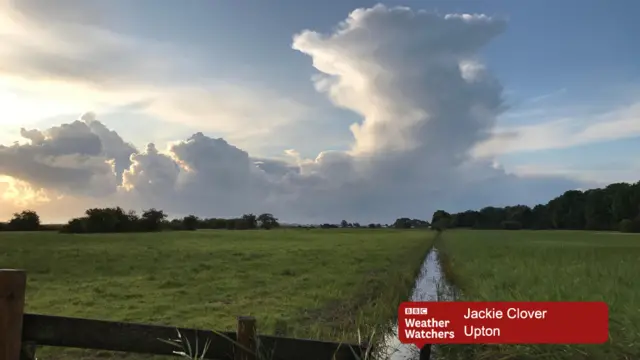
[0,5,584,223]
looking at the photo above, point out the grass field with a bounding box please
[436,230,640,360]
[4,228,638,360]
[0,228,433,359]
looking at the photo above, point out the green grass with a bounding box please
[0,228,433,359]
[436,230,640,360]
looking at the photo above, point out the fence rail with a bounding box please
[0,269,367,360]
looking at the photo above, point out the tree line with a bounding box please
[0,208,429,233]
[313,218,428,229]
[0,208,280,233]
[430,181,640,233]
[6,180,639,234]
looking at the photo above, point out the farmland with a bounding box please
[0,228,433,359]
[436,229,640,360]
[3,228,639,360]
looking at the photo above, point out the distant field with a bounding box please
[438,230,640,360]
[0,229,433,359]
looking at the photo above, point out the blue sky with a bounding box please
[90,0,640,171]
[0,0,638,222]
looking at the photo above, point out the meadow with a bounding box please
[0,228,434,359]
[437,229,640,360]
[4,228,639,360]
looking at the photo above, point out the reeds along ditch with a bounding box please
[431,232,463,295]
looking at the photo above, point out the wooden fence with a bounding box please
[0,269,369,360]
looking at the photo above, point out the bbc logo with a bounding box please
[405,307,428,315]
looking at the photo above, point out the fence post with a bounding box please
[235,316,257,360]
[419,344,432,360]
[0,269,27,360]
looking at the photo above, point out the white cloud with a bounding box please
[0,118,129,197]
[0,5,588,223]
[293,5,507,157]
[473,102,640,157]
[526,88,567,104]
[0,0,308,145]
[510,163,640,188]
[141,85,309,144]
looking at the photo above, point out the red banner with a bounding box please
[398,301,608,347]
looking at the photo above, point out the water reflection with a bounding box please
[380,248,455,360]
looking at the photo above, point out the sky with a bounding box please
[0,0,638,223]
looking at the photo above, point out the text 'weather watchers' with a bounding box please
[398,301,608,347]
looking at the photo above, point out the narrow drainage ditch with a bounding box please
[379,247,457,360]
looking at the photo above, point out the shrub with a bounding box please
[258,213,279,229]
[619,219,640,233]
[182,215,199,231]
[61,218,88,233]
[7,210,40,231]
[431,218,451,233]
[501,220,522,230]
[40,224,65,231]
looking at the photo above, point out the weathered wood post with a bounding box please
[0,269,27,360]
[235,316,257,360]
[419,344,432,360]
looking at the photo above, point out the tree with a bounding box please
[501,220,522,230]
[393,218,412,229]
[451,210,479,228]
[140,208,167,231]
[83,207,140,233]
[353,222,361,228]
[201,218,227,229]
[8,210,41,231]
[258,213,279,229]
[505,205,533,228]
[431,210,451,224]
[225,218,237,230]
[61,218,88,233]
[431,218,450,233]
[619,218,640,233]
[242,214,258,229]
[182,215,199,231]
[584,189,611,230]
[430,179,640,232]
[340,220,349,228]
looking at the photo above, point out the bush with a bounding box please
[7,210,40,231]
[60,207,168,233]
[258,213,279,229]
[619,219,640,233]
[182,215,199,231]
[431,218,450,233]
[501,220,522,230]
[165,219,184,231]
[61,218,88,233]
[40,224,65,231]
[139,208,167,232]
[50,208,282,233]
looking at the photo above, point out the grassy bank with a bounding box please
[0,228,433,359]
[436,230,640,360]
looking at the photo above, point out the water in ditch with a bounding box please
[379,248,456,360]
